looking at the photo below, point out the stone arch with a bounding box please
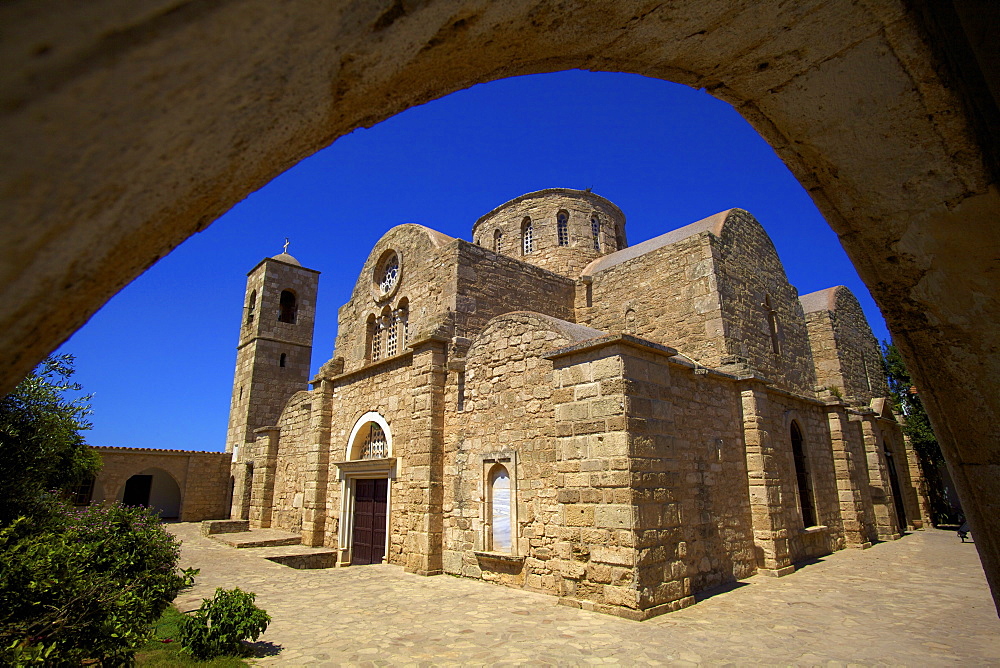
[347,411,393,461]
[2,2,999,608]
[118,467,182,519]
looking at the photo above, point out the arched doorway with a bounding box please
[120,468,182,519]
[882,440,908,533]
[337,412,395,566]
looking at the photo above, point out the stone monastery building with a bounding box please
[227,188,929,620]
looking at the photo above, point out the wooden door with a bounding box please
[352,478,388,565]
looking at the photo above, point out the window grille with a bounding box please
[386,317,398,357]
[493,230,503,253]
[557,212,569,246]
[591,215,601,251]
[522,220,534,254]
[371,319,382,362]
[361,423,387,459]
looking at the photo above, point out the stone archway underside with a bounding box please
[2,1,997,609]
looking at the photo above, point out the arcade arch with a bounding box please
[119,467,182,519]
[2,1,998,608]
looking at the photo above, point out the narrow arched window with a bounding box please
[386,313,398,357]
[624,308,637,334]
[591,215,601,251]
[245,290,256,326]
[396,299,409,348]
[615,225,626,251]
[489,464,512,553]
[765,295,780,354]
[522,218,534,254]
[279,290,297,324]
[557,211,569,246]
[493,229,503,254]
[279,353,286,368]
[368,314,381,363]
[790,421,817,527]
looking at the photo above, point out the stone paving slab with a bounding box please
[169,524,1000,665]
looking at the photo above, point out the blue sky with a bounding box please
[56,70,889,452]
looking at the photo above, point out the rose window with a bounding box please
[378,254,399,295]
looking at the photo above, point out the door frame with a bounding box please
[335,457,396,567]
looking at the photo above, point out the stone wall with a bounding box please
[545,335,761,619]
[441,312,599,591]
[763,392,845,562]
[91,446,231,522]
[712,210,815,395]
[802,285,888,405]
[453,241,576,339]
[580,230,723,366]
[260,390,315,534]
[325,353,418,561]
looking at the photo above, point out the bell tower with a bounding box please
[225,243,320,453]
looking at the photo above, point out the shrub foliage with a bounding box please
[180,588,270,660]
[0,500,197,665]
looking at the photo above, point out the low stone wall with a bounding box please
[91,446,232,522]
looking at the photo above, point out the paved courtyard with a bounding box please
[169,524,1000,665]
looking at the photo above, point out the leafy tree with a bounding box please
[882,341,959,524]
[0,354,101,524]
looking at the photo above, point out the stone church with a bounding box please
[227,188,929,620]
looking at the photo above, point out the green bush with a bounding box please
[0,500,197,665]
[180,588,270,660]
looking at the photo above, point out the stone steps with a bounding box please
[205,526,339,569]
[210,528,302,549]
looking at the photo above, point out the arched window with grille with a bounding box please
[591,214,601,251]
[360,422,387,460]
[396,298,409,348]
[368,314,382,362]
[493,229,503,254]
[522,218,534,254]
[790,421,817,527]
[278,289,297,323]
[557,210,569,246]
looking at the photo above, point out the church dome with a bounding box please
[271,251,301,266]
[472,188,627,277]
